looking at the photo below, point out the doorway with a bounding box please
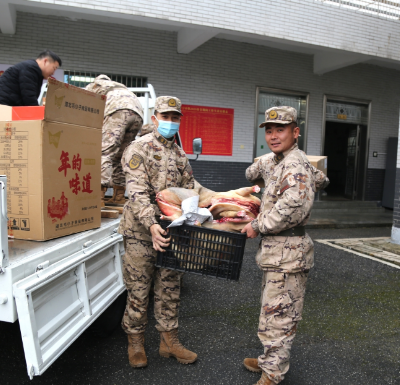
[323,99,369,201]
[323,122,366,200]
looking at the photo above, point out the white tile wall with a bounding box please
[0,11,399,169]
[23,0,400,61]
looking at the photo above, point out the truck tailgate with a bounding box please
[12,221,125,378]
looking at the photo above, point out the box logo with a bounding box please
[49,131,62,148]
[54,95,65,108]
[47,192,69,220]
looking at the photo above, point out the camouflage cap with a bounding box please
[259,106,297,128]
[154,96,183,115]
[95,74,111,81]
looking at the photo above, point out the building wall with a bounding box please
[24,0,400,62]
[1,12,399,196]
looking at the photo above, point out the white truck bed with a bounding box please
[0,214,125,379]
[7,217,120,266]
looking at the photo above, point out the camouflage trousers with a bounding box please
[101,109,143,187]
[121,237,183,334]
[258,270,308,384]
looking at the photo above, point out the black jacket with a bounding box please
[0,60,44,106]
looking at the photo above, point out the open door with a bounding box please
[344,125,360,199]
[13,232,125,379]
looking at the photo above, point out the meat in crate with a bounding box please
[156,220,246,281]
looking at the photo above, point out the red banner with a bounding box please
[179,105,234,155]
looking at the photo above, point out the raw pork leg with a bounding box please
[194,180,217,207]
[209,186,261,218]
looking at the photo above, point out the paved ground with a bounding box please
[2,226,400,385]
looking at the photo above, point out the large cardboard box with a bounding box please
[0,78,106,240]
[252,154,328,188]
[306,155,327,175]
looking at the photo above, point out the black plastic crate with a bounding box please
[156,220,247,281]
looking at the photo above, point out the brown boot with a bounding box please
[101,186,107,208]
[127,334,147,368]
[107,185,126,205]
[254,372,275,385]
[244,358,262,373]
[159,329,197,364]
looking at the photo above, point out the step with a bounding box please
[312,207,386,214]
[313,201,381,209]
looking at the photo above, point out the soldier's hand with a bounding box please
[150,224,171,252]
[241,222,259,239]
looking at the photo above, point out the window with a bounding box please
[255,88,308,157]
[63,71,147,90]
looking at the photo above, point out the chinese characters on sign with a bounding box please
[58,151,93,195]
[55,216,94,230]
[178,105,234,156]
[64,101,100,114]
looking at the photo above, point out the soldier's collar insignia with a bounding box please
[269,110,278,119]
[274,153,284,164]
[159,136,168,145]
[129,154,143,170]
[155,131,174,147]
[153,155,162,160]
[168,98,176,107]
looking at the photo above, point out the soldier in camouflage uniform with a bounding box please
[118,96,197,368]
[241,106,329,385]
[85,75,144,205]
[137,123,155,137]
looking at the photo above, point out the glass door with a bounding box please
[344,125,360,199]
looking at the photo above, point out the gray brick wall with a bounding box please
[191,161,252,192]
[393,168,400,228]
[365,168,385,201]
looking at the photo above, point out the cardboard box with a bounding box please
[252,154,328,189]
[0,79,106,241]
[306,155,327,175]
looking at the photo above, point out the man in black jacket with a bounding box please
[0,50,62,106]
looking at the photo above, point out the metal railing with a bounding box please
[315,0,400,20]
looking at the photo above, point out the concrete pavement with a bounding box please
[1,226,399,385]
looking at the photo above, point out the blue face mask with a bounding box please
[155,116,180,139]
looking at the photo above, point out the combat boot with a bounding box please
[244,358,262,373]
[127,333,147,368]
[254,372,275,385]
[101,186,107,208]
[159,329,197,364]
[106,185,126,205]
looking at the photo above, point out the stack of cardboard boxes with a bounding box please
[0,79,105,241]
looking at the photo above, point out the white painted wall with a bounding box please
[23,0,400,62]
[0,12,399,169]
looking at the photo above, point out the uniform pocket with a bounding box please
[262,292,293,319]
[280,235,314,269]
[256,237,285,268]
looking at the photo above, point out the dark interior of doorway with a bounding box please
[323,121,367,200]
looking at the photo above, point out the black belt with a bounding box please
[263,226,306,237]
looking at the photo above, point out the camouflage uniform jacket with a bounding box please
[118,129,194,242]
[246,144,329,272]
[85,79,144,119]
